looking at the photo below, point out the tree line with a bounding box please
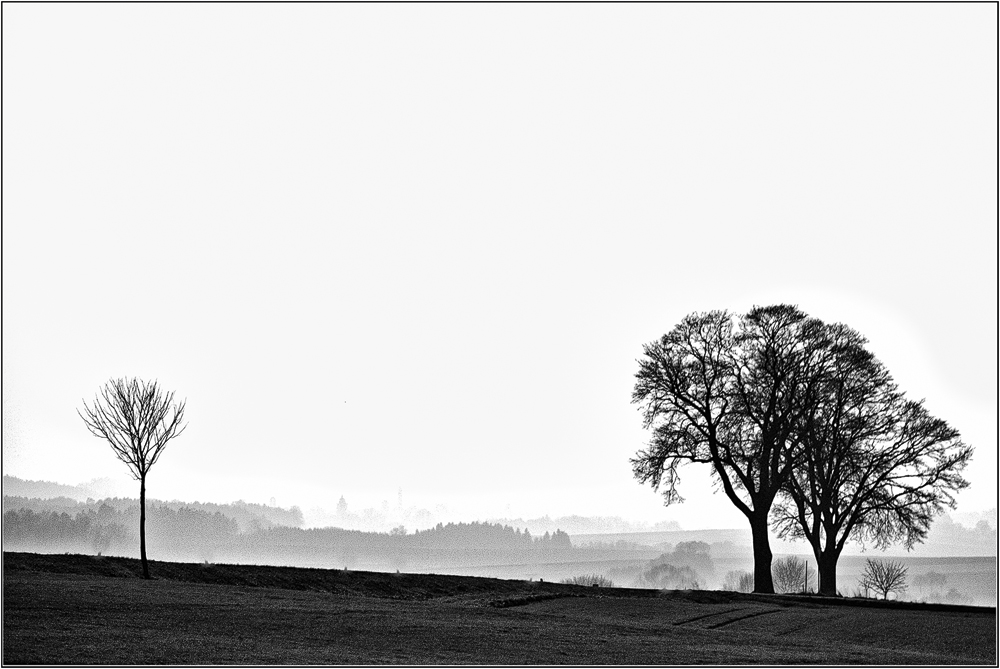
[409,522,571,549]
[2,495,304,532]
[632,305,972,595]
[2,503,575,569]
[2,504,238,561]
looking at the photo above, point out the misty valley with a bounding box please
[3,480,995,609]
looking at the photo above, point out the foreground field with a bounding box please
[2,552,995,664]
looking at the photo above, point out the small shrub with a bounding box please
[772,556,813,594]
[638,561,701,590]
[561,574,614,588]
[723,570,754,593]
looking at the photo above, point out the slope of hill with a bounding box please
[3,551,995,665]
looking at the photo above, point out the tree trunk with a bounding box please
[140,475,150,579]
[817,550,839,596]
[750,515,774,594]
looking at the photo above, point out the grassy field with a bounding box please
[3,552,995,664]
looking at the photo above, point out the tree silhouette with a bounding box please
[78,377,187,578]
[771,324,971,596]
[631,305,830,593]
[860,558,908,600]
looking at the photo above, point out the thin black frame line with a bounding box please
[1,1,998,4]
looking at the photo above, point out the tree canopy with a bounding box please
[631,305,830,593]
[632,305,972,596]
[771,324,971,594]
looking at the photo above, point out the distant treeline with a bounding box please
[3,504,238,561]
[2,496,303,531]
[243,523,574,570]
[485,515,682,536]
[606,541,717,589]
[2,497,576,570]
[411,523,571,549]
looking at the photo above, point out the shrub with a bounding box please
[772,556,813,594]
[639,562,700,590]
[560,574,614,587]
[723,570,754,593]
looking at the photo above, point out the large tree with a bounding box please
[631,305,830,593]
[772,324,971,596]
[79,377,187,578]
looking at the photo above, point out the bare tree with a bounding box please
[771,556,812,594]
[722,570,754,593]
[631,305,831,593]
[859,558,908,600]
[772,323,971,596]
[78,377,187,578]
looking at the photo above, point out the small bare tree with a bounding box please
[723,570,754,593]
[859,558,908,600]
[79,377,187,578]
[772,556,813,594]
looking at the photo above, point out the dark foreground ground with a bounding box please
[3,552,995,665]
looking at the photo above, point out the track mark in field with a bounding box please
[708,608,782,629]
[672,608,744,626]
[489,593,576,608]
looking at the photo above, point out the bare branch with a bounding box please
[859,558,909,600]
[78,377,187,480]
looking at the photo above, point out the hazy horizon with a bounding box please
[3,473,996,548]
[3,5,997,537]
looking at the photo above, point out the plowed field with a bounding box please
[3,552,994,664]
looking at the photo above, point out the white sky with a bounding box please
[2,4,996,530]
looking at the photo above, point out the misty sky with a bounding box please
[3,4,997,530]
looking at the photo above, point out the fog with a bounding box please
[3,3,996,536]
[3,474,996,607]
[2,4,996,610]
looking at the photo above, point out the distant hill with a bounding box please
[2,494,304,533]
[571,528,751,550]
[5,475,993,558]
[485,515,682,536]
[1,475,130,502]
[3,476,90,501]
[569,515,997,559]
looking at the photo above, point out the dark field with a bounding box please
[3,552,995,665]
